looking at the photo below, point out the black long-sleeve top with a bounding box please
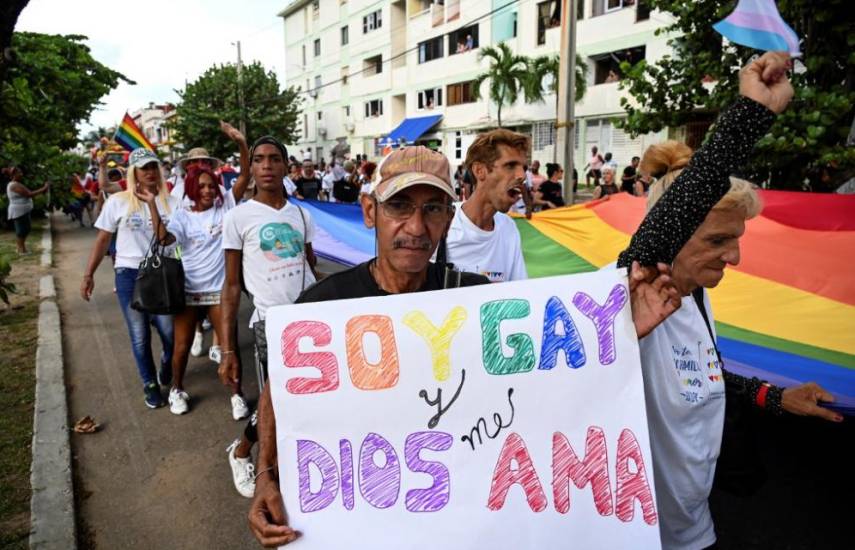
[617,96,783,414]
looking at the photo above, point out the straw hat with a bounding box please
[178,147,222,171]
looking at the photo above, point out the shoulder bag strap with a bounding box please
[296,203,308,291]
[692,288,722,364]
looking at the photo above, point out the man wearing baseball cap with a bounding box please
[246,146,490,546]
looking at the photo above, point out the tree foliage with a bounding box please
[473,43,530,128]
[619,0,855,191]
[0,32,129,208]
[526,53,587,104]
[173,62,303,159]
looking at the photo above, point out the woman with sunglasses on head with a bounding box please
[80,148,181,409]
[137,123,251,417]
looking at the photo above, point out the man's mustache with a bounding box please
[392,237,431,250]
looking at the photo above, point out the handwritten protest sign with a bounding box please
[267,270,661,549]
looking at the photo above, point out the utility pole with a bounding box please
[234,40,247,136]
[556,0,578,205]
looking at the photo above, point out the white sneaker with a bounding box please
[226,439,255,498]
[231,394,250,420]
[190,331,205,357]
[168,387,190,415]
[208,345,222,363]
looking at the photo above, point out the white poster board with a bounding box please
[267,270,661,549]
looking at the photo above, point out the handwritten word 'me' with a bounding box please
[280,284,628,394]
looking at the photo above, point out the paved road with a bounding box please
[54,213,343,549]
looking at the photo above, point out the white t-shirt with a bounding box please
[167,202,233,293]
[222,199,316,324]
[322,171,335,202]
[638,289,725,550]
[284,176,297,196]
[95,193,182,269]
[444,203,528,282]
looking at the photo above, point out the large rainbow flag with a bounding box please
[113,112,155,152]
[297,192,855,413]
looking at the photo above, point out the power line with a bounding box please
[244,0,521,108]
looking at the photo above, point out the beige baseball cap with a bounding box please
[372,146,456,202]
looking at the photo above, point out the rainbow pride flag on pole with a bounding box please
[713,0,801,56]
[296,192,855,413]
[113,112,155,152]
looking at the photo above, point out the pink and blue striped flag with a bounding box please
[713,0,801,56]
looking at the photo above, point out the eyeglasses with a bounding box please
[379,199,454,222]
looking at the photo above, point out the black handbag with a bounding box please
[131,219,185,315]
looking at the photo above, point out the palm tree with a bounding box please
[524,54,587,105]
[472,43,529,128]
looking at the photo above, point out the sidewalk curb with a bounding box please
[29,215,77,549]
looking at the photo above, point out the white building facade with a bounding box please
[279,0,675,171]
[131,103,180,160]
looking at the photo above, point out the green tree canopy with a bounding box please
[473,42,530,128]
[0,32,129,208]
[173,62,303,160]
[525,53,587,104]
[618,0,855,191]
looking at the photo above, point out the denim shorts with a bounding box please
[12,214,31,239]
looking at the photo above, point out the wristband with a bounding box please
[756,383,770,408]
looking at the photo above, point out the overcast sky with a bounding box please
[16,0,293,135]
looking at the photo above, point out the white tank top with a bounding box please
[6,183,33,220]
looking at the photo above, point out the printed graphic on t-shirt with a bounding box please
[124,211,170,231]
[671,342,724,404]
[259,222,304,261]
[480,271,505,282]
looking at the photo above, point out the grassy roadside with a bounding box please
[0,217,46,549]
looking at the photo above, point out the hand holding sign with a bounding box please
[265,270,662,549]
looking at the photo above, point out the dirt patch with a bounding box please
[0,219,45,550]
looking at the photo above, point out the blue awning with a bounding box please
[381,115,442,146]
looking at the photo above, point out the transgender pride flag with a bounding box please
[713,0,801,56]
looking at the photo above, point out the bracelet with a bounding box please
[254,466,275,481]
[756,383,771,408]
[221,350,236,355]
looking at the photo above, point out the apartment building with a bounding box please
[131,102,180,160]
[279,0,675,169]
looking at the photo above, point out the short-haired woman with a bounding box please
[5,167,49,254]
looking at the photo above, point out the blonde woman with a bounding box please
[80,148,181,409]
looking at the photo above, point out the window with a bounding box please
[537,1,561,45]
[578,0,585,20]
[314,38,321,57]
[317,111,323,121]
[592,0,635,17]
[312,0,319,18]
[586,118,613,152]
[364,99,383,118]
[418,88,443,110]
[343,105,351,118]
[591,46,645,84]
[341,25,349,45]
[418,36,444,64]
[636,0,650,21]
[314,75,322,90]
[363,54,383,76]
[341,66,349,85]
[513,11,518,37]
[446,80,476,106]
[302,45,306,66]
[454,131,462,160]
[303,114,309,137]
[363,9,382,33]
[532,121,556,150]
[448,24,479,55]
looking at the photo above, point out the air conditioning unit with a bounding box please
[308,89,318,98]
[344,122,355,132]
[317,127,327,137]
